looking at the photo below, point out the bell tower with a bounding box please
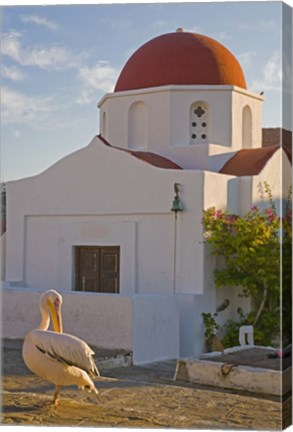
[98,31,263,169]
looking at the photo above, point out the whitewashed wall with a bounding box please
[5,135,286,362]
[2,288,180,364]
[2,288,133,350]
[252,148,292,212]
[99,85,263,171]
[232,90,263,150]
[5,136,206,296]
[132,294,179,363]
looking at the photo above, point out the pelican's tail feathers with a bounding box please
[89,360,100,378]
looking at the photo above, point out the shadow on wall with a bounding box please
[1,233,6,281]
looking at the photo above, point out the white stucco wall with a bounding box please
[5,134,288,363]
[99,87,171,152]
[2,287,180,364]
[232,90,263,150]
[2,287,133,350]
[252,148,291,213]
[99,85,263,170]
[132,294,180,363]
[6,136,207,296]
[213,148,292,219]
[24,216,137,293]
[203,149,291,217]
[203,171,233,211]
[177,293,208,358]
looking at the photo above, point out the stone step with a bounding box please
[2,338,132,371]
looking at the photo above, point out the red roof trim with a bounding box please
[97,135,182,170]
[219,145,291,176]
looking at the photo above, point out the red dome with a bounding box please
[115,32,246,92]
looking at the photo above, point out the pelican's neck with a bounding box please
[38,304,50,330]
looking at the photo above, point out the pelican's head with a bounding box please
[40,290,63,333]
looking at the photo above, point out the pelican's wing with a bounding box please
[30,329,100,377]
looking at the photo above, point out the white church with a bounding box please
[3,30,291,364]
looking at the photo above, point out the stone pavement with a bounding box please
[1,339,291,429]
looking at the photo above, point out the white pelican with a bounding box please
[22,290,100,406]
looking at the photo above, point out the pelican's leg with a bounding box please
[53,385,61,406]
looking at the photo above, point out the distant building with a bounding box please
[3,31,291,364]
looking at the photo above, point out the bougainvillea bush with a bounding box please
[202,183,292,348]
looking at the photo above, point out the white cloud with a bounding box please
[212,31,231,41]
[2,31,119,113]
[283,54,292,94]
[21,14,60,31]
[237,51,257,69]
[185,26,202,34]
[1,86,53,126]
[2,31,83,70]
[149,20,176,32]
[2,84,86,130]
[76,61,119,104]
[238,20,277,33]
[13,130,22,139]
[99,17,133,33]
[2,31,23,64]
[2,65,25,81]
[78,61,119,92]
[2,31,119,116]
[26,45,81,69]
[263,52,282,86]
[250,51,281,92]
[75,89,94,106]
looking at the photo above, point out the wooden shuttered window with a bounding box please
[75,246,120,293]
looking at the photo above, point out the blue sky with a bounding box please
[1,1,292,181]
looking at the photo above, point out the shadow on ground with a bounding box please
[1,339,289,429]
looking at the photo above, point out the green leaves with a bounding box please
[202,182,292,347]
[202,300,230,349]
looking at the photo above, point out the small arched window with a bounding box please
[128,101,148,149]
[242,105,252,149]
[190,102,209,145]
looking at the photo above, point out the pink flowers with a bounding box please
[225,214,238,224]
[215,210,223,219]
[264,208,276,223]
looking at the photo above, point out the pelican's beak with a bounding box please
[47,299,63,333]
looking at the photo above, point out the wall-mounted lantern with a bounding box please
[171,183,184,213]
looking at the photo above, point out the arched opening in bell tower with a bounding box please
[128,101,148,149]
[242,105,252,149]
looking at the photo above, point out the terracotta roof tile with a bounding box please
[115,32,246,92]
[219,145,282,176]
[98,135,182,169]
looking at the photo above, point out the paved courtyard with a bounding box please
[1,339,290,429]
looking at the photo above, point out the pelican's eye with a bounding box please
[54,298,61,309]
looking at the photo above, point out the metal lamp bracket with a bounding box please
[171,183,184,213]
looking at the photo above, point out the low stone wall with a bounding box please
[2,287,180,365]
[174,348,291,396]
